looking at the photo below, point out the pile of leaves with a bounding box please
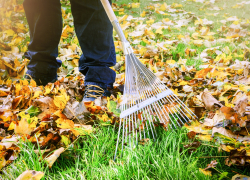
[1,0,250,178]
[0,77,122,169]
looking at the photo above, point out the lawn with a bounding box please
[1,0,250,179]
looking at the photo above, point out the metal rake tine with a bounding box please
[114,117,123,160]
[146,106,158,137]
[162,96,189,124]
[152,101,176,129]
[131,111,135,147]
[141,110,151,139]
[165,96,191,123]
[171,94,198,119]
[121,116,125,157]
[137,111,143,141]
[144,106,156,140]
[128,114,131,148]
[132,62,193,126]
[158,101,182,127]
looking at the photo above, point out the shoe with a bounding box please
[82,85,110,102]
[24,74,57,86]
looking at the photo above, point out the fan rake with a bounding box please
[100,0,197,160]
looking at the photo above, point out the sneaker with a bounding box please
[82,85,110,102]
[24,74,57,86]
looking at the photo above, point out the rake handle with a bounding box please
[101,0,129,53]
[100,0,117,22]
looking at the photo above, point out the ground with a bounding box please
[0,0,250,179]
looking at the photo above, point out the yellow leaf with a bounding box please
[156,27,163,34]
[171,88,179,96]
[61,135,70,146]
[233,21,239,25]
[179,81,188,85]
[3,29,15,37]
[239,85,250,93]
[56,117,74,129]
[53,89,69,109]
[33,90,42,99]
[131,3,140,8]
[8,122,15,131]
[195,19,203,25]
[227,34,240,39]
[177,34,184,40]
[199,168,212,176]
[146,19,154,25]
[185,121,211,135]
[139,47,147,56]
[144,29,155,38]
[149,63,158,73]
[140,11,146,17]
[166,60,176,65]
[15,112,38,135]
[160,3,167,11]
[198,134,213,141]
[72,125,93,136]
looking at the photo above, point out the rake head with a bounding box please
[98,0,197,160]
[114,52,198,160]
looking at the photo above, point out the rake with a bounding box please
[100,0,197,160]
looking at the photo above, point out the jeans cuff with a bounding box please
[26,70,57,83]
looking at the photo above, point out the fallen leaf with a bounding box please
[16,170,44,180]
[201,91,223,110]
[45,147,64,168]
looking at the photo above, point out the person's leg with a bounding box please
[70,0,116,90]
[23,0,62,85]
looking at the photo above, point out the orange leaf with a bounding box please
[195,68,212,79]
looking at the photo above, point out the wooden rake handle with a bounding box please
[100,0,117,22]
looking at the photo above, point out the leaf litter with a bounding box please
[0,0,250,178]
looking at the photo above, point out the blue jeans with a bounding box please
[23,0,116,89]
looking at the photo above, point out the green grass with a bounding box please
[2,126,250,179]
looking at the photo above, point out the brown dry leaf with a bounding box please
[201,91,223,110]
[184,141,201,153]
[225,149,250,167]
[63,99,88,120]
[0,136,18,149]
[187,131,196,139]
[204,160,218,170]
[32,97,58,119]
[203,110,225,127]
[212,127,236,139]
[220,106,242,125]
[0,110,13,122]
[234,97,248,117]
[16,170,44,180]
